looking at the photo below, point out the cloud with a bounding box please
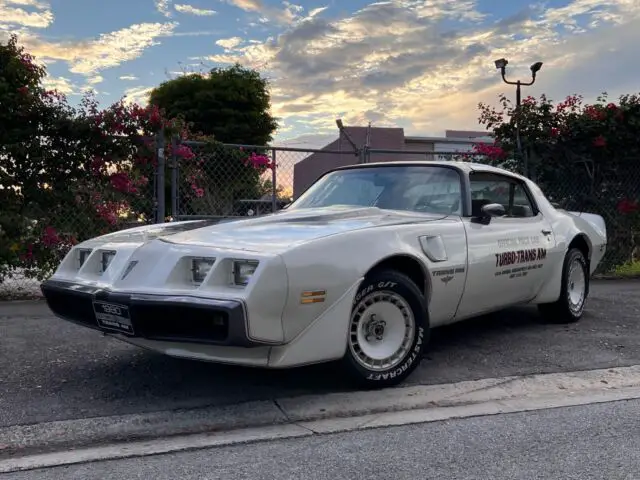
[155,0,172,17]
[174,3,216,15]
[215,36,243,49]
[225,0,262,13]
[119,75,139,81]
[201,0,640,140]
[306,6,328,19]
[0,0,54,28]
[170,30,220,37]
[221,0,302,24]
[87,75,104,85]
[4,0,48,6]
[122,86,154,105]
[41,75,76,95]
[15,22,177,76]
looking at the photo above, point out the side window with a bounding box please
[402,169,462,215]
[469,172,536,218]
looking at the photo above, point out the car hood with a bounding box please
[147,206,448,253]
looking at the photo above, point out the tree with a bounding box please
[0,35,186,283]
[453,91,640,273]
[148,64,279,145]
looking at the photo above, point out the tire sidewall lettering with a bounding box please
[352,281,398,305]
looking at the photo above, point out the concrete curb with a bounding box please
[2,365,640,461]
[0,400,287,457]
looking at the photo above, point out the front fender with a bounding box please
[277,226,427,342]
[267,279,363,367]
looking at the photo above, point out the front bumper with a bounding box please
[40,279,264,347]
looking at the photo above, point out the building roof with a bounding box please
[444,129,492,139]
[332,159,524,179]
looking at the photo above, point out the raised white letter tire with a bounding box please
[342,269,429,388]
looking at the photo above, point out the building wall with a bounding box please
[291,127,493,199]
[292,127,405,198]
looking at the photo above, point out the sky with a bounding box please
[1,0,639,149]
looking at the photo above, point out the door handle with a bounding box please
[541,229,552,236]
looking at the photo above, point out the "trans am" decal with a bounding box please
[494,247,547,279]
[495,247,547,267]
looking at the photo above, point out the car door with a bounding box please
[454,171,557,320]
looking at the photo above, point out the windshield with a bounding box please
[290,165,463,215]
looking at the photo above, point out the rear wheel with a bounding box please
[538,248,589,323]
[342,269,429,388]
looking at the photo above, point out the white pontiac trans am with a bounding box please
[41,161,607,387]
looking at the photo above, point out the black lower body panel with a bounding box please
[40,279,258,347]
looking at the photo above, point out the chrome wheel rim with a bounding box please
[567,258,586,315]
[348,290,416,371]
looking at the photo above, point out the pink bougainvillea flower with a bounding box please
[110,172,136,193]
[136,176,149,186]
[174,144,195,160]
[617,199,639,214]
[42,226,60,247]
[472,142,506,160]
[245,152,274,169]
[584,105,606,121]
[593,135,606,147]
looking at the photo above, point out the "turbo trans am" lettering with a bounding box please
[495,247,547,267]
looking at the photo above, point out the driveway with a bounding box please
[1,280,638,428]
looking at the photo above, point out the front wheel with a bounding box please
[342,269,429,388]
[538,248,589,324]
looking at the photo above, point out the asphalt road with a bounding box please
[6,399,640,480]
[1,280,639,428]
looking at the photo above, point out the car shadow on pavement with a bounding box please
[428,305,547,351]
[57,305,555,405]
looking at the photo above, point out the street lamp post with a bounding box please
[493,58,543,178]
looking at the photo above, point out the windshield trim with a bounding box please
[289,163,469,216]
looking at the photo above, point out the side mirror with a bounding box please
[481,203,506,217]
[472,203,505,224]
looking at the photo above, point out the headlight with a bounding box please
[232,260,259,286]
[191,257,215,284]
[100,251,116,273]
[78,249,92,268]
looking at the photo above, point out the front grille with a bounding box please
[131,304,229,343]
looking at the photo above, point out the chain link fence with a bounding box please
[173,141,286,221]
[170,140,360,221]
[533,157,640,275]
